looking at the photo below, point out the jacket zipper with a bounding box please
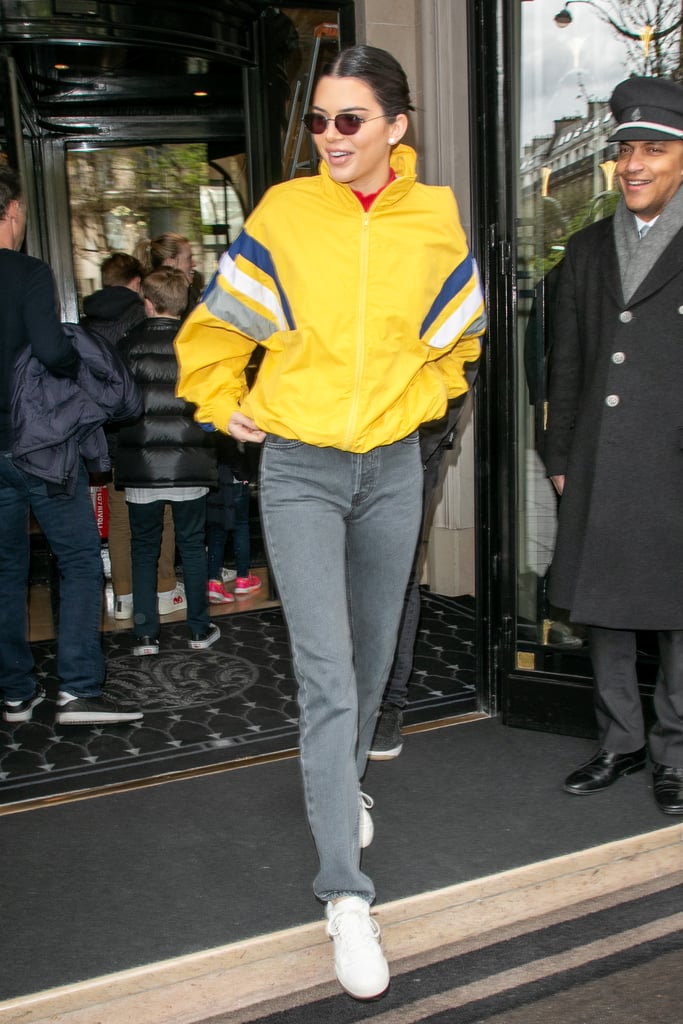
[344,211,371,448]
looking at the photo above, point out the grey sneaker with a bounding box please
[56,693,143,726]
[368,704,403,760]
[3,684,46,723]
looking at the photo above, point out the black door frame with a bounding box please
[247,2,356,204]
[469,0,596,738]
[468,0,516,726]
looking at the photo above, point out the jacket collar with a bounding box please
[613,187,683,304]
[627,230,683,304]
[318,143,418,209]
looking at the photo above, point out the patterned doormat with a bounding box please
[0,591,476,805]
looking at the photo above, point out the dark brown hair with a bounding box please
[320,45,415,122]
[101,252,144,288]
[0,165,22,220]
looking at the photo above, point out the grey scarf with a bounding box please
[613,184,683,303]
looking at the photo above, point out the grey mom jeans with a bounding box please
[259,433,422,902]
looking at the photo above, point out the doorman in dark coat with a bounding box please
[545,77,683,815]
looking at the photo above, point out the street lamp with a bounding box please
[554,0,682,44]
[554,0,683,70]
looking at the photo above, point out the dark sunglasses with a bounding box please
[302,112,388,136]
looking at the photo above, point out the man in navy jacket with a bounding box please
[0,164,142,727]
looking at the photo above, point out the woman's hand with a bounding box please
[551,474,565,496]
[229,411,266,444]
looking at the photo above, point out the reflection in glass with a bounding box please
[516,0,682,665]
[67,144,245,309]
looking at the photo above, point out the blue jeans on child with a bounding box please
[0,453,105,701]
[259,434,422,902]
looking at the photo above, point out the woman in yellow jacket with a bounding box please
[175,44,485,1001]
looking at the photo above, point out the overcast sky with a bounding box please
[521,0,635,145]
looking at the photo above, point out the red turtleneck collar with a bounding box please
[351,168,397,211]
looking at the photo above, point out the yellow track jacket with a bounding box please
[175,145,486,453]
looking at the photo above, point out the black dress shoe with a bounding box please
[652,764,683,815]
[564,747,647,794]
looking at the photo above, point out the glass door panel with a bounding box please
[66,143,245,310]
[515,0,682,672]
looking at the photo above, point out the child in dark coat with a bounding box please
[117,268,219,653]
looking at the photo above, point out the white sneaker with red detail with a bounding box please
[325,897,390,1000]
[158,582,187,615]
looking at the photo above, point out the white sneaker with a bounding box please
[158,583,187,616]
[360,792,374,849]
[221,567,237,583]
[114,594,133,620]
[325,897,390,1000]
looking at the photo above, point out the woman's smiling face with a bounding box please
[310,76,406,195]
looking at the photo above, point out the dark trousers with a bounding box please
[382,395,467,707]
[588,625,683,767]
[128,497,209,639]
[206,481,250,580]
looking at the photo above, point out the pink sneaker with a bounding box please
[234,573,262,595]
[208,579,235,604]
